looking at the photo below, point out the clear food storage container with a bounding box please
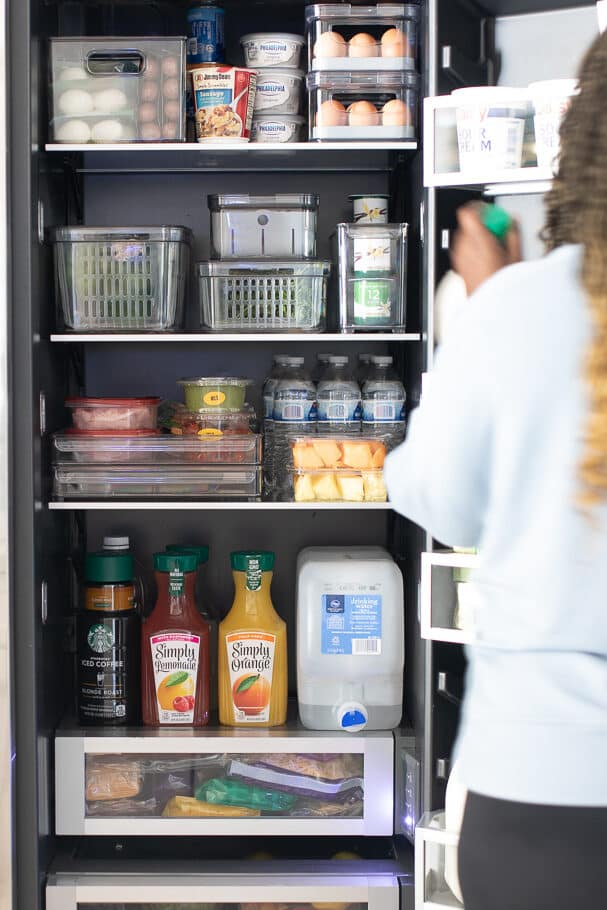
[306,4,419,72]
[177,377,252,412]
[209,194,319,260]
[51,226,192,332]
[307,70,418,141]
[289,436,388,502]
[165,406,257,436]
[52,431,262,465]
[336,223,407,332]
[66,397,160,430]
[291,469,387,502]
[53,464,263,500]
[198,260,331,333]
[49,37,187,143]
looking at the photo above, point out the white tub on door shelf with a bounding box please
[46,867,403,910]
[54,721,395,836]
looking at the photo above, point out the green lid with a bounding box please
[166,544,210,565]
[85,551,134,584]
[153,552,198,574]
[481,204,512,241]
[231,551,275,573]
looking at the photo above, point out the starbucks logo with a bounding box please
[87,623,114,653]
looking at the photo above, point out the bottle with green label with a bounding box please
[77,550,140,726]
[218,551,287,728]
[141,552,210,727]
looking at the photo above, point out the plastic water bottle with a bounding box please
[317,355,361,438]
[356,353,373,385]
[313,352,338,382]
[273,357,317,496]
[362,355,406,450]
[262,354,291,494]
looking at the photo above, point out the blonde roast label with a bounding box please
[151,631,200,724]
[226,631,276,723]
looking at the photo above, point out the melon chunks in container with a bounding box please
[290,437,388,502]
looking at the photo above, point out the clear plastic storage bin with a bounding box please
[52,226,192,332]
[49,37,187,143]
[53,464,263,500]
[306,4,419,73]
[53,431,262,465]
[290,469,387,502]
[198,260,331,333]
[307,71,418,141]
[209,194,319,259]
[336,222,408,332]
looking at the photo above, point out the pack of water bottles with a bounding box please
[262,351,407,499]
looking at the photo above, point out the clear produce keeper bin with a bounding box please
[335,222,407,332]
[52,431,262,465]
[53,464,263,500]
[209,194,319,260]
[306,4,419,73]
[51,226,192,332]
[307,71,418,142]
[49,37,187,144]
[198,260,331,333]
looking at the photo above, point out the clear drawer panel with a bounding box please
[47,869,402,910]
[420,552,479,645]
[415,812,462,909]
[55,728,395,835]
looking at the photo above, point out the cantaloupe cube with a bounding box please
[311,472,340,501]
[294,473,316,502]
[293,443,324,469]
[363,472,388,502]
[371,447,386,469]
[337,473,364,502]
[312,439,343,468]
[341,441,373,470]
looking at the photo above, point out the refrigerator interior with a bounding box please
[7,0,599,908]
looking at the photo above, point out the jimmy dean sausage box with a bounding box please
[192,65,257,142]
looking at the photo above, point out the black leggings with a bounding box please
[458,791,607,910]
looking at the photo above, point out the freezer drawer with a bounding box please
[414,812,462,910]
[55,726,395,835]
[46,871,401,910]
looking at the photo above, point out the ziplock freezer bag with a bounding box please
[194,777,297,812]
[226,758,363,799]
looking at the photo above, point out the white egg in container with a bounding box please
[49,38,187,143]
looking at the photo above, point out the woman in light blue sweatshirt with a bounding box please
[385,31,607,910]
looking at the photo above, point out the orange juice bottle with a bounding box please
[219,551,287,726]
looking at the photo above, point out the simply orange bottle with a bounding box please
[219,551,287,727]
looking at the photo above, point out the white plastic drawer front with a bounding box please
[415,812,462,910]
[55,728,394,835]
[46,874,400,910]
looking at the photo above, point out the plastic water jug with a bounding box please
[296,546,404,732]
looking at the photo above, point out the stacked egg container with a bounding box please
[304,4,420,142]
[49,38,187,143]
[241,32,307,143]
[198,194,331,332]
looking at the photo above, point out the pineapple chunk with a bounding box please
[292,443,324,470]
[312,439,343,468]
[336,473,364,502]
[371,446,386,469]
[294,473,316,502]
[363,472,388,502]
[341,441,373,470]
[311,472,341,501]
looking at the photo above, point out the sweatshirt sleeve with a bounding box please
[384,299,494,548]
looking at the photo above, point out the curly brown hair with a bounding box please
[543,31,607,508]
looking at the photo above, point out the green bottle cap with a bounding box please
[85,552,134,584]
[153,552,198,574]
[166,544,210,565]
[230,551,275,573]
[481,204,512,241]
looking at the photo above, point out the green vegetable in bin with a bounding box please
[195,777,297,812]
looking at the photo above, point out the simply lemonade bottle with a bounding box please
[219,551,287,727]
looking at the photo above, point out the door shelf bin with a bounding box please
[55,725,395,836]
[47,869,402,910]
[420,552,479,645]
[415,812,462,910]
